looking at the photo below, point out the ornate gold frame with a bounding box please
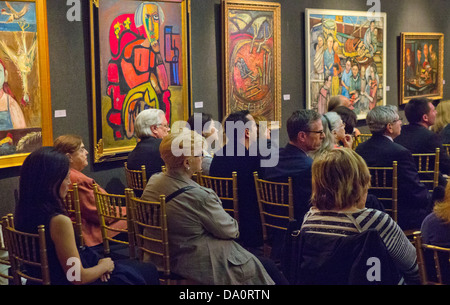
[399,32,444,105]
[222,0,281,125]
[0,0,52,169]
[89,0,190,163]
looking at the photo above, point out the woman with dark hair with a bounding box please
[15,147,159,285]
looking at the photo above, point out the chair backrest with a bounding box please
[414,231,450,285]
[367,161,398,223]
[0,219,12,282]
[411,148,440,192]
[352,133,372,150]
[63,183,83,248]
[198,171,239,222]
[253,171,294,257]
[93,185,135,259]
[125,190,170,284]
[124,162,147,193]
[443,144,450,157]
[1,214,50,285]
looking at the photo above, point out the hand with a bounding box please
[98,257,114,282]
[342,134,353,148]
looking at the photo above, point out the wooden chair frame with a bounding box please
[352,133,372,150]
[1,214,50,285]
[0,219,12,282]
[63,183,83,248]
[414,231,450,285]
[443,144,450,157]
[124,162,147,194]
[198,171,239,223]
[253,172,294,257]
[411,148,440,192]
[368,161,398,223]
[93,185,135,259]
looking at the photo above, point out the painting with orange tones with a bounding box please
[90,0,188,163]
[222,0,281,125]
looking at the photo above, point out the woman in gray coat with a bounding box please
[141,129,277,285]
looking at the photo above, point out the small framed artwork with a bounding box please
[222,0,281,125]
[89,0,190,163]
[399,32,444,105]
[305,8,387,120]
[0,0,52,169]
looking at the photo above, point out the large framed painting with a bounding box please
[399,32,443,105]
[90,0,189,163]
[222,0,281,125]
[306,9,386,120]
[0,0,52,169]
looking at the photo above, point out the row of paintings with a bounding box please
[0,0,444,168]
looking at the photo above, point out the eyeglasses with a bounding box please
[304,130,324,135]
[157,123,170,129]
[391,118,403,124]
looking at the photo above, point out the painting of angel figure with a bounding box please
[0,0,51,165]
[222,0,281,124]
[306,9,386,120]
[91,0,188,162]
[399,32,443,105]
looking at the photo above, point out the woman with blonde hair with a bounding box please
[300,148,419,284]
[141,129,286,284]
[431,100,450,143]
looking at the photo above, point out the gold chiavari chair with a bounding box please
[253,172,294,258]
[1,214,50,285]
[352,133,372,150]
[411,148,440,193]
[63,183,83,248]
[0,218,12,282]
[124,162,147,195]
[442,144,450,157]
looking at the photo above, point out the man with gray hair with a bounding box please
[127,109,170,185]
[355,105,431,230]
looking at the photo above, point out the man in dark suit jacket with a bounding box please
[263,110,325,222]
[127,109,170,183]
[209,110,263,249]
[394,98,450,186]
[356,105,431,230]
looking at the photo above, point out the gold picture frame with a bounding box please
[222,0,281,125]
[89,0,190,163]
[0,0,52,169]
[399,32,444,105]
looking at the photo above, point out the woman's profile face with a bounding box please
[69,141,89,171]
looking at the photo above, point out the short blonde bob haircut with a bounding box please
[159,128,205,170]
[311,148,371,210]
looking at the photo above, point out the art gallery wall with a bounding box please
[1,0,450,216]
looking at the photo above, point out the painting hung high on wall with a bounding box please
[306,9,386,120]
[399,32,443,105]
[90,0,189,163]
[222,0,281,125]
[0,0,52,169]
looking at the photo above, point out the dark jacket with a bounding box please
[127,136,165,180]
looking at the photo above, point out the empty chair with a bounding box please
[414,231,450,285]
[1,214,50,285]
[62,183,83,248]
[198,171,239,222]
[253,171,294,258]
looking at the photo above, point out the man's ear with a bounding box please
[297,131,306,143]
[244,128,250,139]
[422,113,429,123]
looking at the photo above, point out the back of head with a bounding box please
[16,147,69,231]
[432,100,450,133]
[327,95,343,112]
[224,110,251,142]
[366,105,398,135]
[334,106,357,135]
[186,112,213,136]
[404,98,430,124]
[287,109,321,141]
[311,148,370,210]
[134,109,164,138]
[54,134,83,154]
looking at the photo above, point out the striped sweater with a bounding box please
[301,207,420,284]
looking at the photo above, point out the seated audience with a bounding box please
[209,110,263,249]
[141,129,287,284]
[394,98,450,186]
[421,184,450,247]
[327,95,353,111]
[186,112,219,175]
[15,147,159,285]
[127,109,170,180]
[333,105,358,137]
[263,110,324,222]
[431,100,450,144]
[355,105,431,230]
[300,148,420,284]
[54,134,127,247]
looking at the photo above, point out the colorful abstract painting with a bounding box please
[306,9,386,120]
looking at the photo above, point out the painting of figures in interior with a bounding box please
[90,0,188,162]
[306,9,386,120]
[0,0,52,168]
[222,0,281,125]
[399,32,443,105]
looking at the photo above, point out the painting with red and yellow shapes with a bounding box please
[91,0,188,162]
[223,0,281,125]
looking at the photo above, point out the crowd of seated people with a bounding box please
[4,96,450,285]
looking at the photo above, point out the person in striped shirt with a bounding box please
[301,148,420,284]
